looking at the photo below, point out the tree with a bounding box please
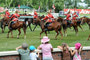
[84,0,90,7]
[55,0,64,12]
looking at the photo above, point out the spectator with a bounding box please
[70,43,83,60]
[29,45,40,60]
[38,36,53,60]
[57,43,71,60]
[16,43,30,60]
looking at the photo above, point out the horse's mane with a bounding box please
[57,17,64,22]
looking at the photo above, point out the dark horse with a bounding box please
[57,17,83,36]
[7,20,27,39]
[25,15,45,31]
[33,17,63,39]
[0,16,11,33]
[80,16,90,30]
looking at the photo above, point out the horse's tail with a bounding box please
[1,18,4,29]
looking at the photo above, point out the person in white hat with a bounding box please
[37,36,53,60]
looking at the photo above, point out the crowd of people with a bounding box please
[16,36,83,60]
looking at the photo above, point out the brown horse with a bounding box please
[33,17,63,39]
[0,16,11,33]
[87,34,90,40]
[80,16,90,29]
[57,17,83,36]
[7,20,27,39]
[25,15,45,31]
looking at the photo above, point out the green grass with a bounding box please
[0,24,90,51]
[0,13,90,51]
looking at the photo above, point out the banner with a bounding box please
[64,9,90,14]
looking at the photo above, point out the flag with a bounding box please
[18,4,20,8]
[38,6,40,10]
[52,4,55,9]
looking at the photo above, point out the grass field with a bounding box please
[0,23,90,51]
[0,14,90,52]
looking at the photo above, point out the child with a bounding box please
[29,45,40,60]
[16,43,30,60]
[57,43,71,60]
[37,36,53,60]
[70,43,83,60]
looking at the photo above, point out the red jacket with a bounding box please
[11,13,20,19]
[43,14,54,23]
[34,11,38,18]
[64,14,71,20]
[43,14,54,20]
[72,13,78,20]
[5,11,10,18]
[12,18,18,21]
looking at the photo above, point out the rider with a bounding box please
[43,10,54,31]
[34,10,38,19]
[9,10,20,29]
[64,10,71,26]
[5,9,10,18]
[10,10,20,22]
[72,11,78,20]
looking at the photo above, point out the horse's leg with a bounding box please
[59,30,63,40]
[2,25,4,33]
[40,30,44,38]
[11,31,13,38]
[28,23,32,31]
[63,27,67,37]
[79,25,83,31]
[23,27,26,39]
[45,31,47,36]
[33,25,37,31]
[1,20,4,33]
[73,26,78,36]
[55,30,59,40]
[87,34,90,41]
[7,30,12,38]
[17,28,21,39]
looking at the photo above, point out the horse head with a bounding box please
[57,17,64,23]
[80,17,87,24]
[33,17,41,25]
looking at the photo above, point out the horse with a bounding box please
[80,16,90,29]
[0,16,11,33]
[87,34,90,40]
[24,18,33,31]
[33,17,63,40]
[7,20,27,39]
[26,15,45,31]
[57,17,83,36]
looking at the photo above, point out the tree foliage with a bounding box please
[0,0,89,12]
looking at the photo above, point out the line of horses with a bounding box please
[0,15,90,40]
